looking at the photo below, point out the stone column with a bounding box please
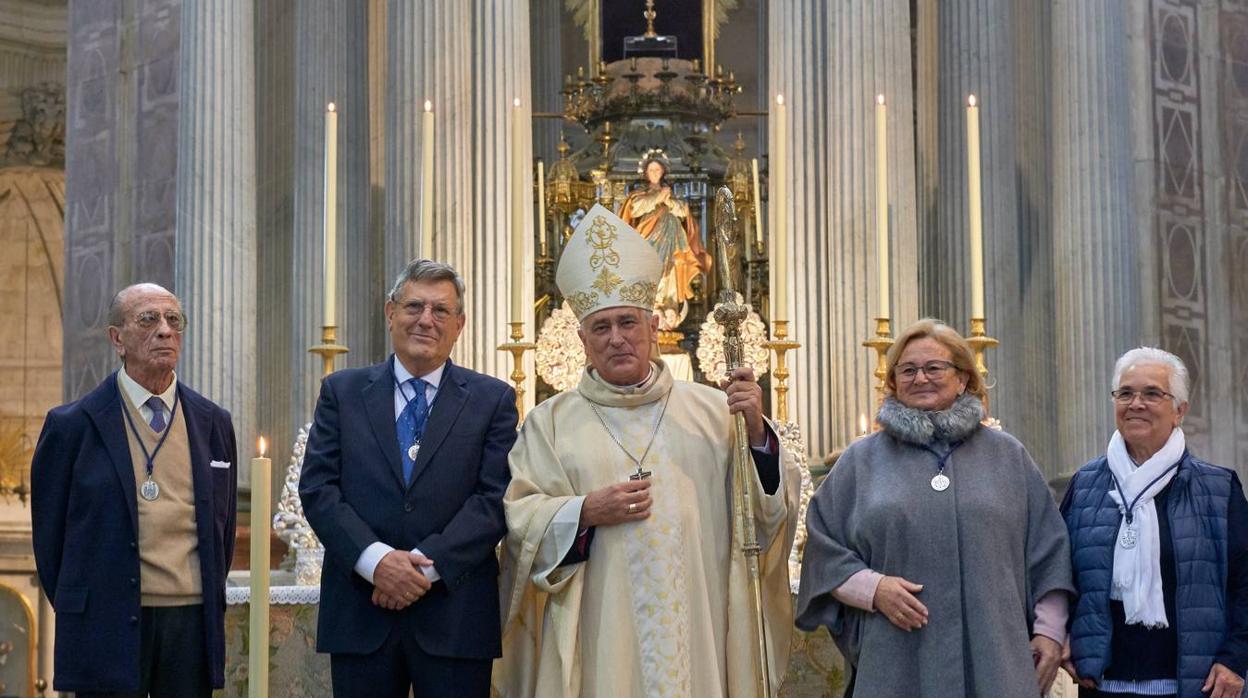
[174,0,257,450]
[1050,0,1140,473]
[916,0,1029,433]
[63,0,181,399]
[769,0,919,459]
[289,0,375,435]
[444,0,532,385]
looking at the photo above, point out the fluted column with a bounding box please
[385,0,438,264]
[174,0,256,453]
[770,0,919,459]
[1051,0,1140,473]
[917,0,1028,430]
[447,0,532,386]
[290,1,375,434]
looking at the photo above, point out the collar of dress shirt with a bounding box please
[393,357,446,392]
[117,368,178,413]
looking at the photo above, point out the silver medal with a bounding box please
[930,473,951,492]
[407,443,420,461]
[1119,526,1137,549]
[140,478,160,501]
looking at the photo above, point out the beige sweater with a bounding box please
[122,396,203,606]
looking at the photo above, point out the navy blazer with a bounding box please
[30,373,238,692]
[299,357,518,658]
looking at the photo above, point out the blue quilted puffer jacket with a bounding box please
[1063,451,1232,698]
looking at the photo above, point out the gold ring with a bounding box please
[628,503,636,514]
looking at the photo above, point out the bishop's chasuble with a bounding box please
[495,362,800,697]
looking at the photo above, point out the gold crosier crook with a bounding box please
[710,187,772,697]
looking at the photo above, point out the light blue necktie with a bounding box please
[145,396,167,432]
[396,378,430,483]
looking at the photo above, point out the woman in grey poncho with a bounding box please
[796,318,1074,697]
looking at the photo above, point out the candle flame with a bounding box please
[424,99,432,112]
[776,94,785,106]
[513,97,521,108]
[876,94,885,105]
[967,94,977,107]
[257,436,267,457]
[858,413,868,434]
[327,102,336,113]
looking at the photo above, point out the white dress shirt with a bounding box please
[353,359,446,585]
[117,369,177,427]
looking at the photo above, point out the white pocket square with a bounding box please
[209,460,232,469]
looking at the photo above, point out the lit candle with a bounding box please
[751,158,763,248]
[875,94,890,320]
[772,94,788,322]
[536,159,547,258]
[323,102,338,327]
[420,100,434,257]
[966,94,984,319]
[510,98,526,323]
[248,437,272,698]
[858,413,869,436]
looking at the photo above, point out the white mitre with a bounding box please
[556,204,661,321]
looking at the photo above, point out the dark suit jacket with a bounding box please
[30,372,238,692]
[299,357,518,658]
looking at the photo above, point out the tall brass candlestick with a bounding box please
[763,320,801,424]
[861,317,894,410]
[965,316,999,388]
[309,325,349,378]
[496,322,535,423]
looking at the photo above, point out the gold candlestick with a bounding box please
[497,321,536,423]
[861,317,894,410]
[965,316,998,386]
[762,320,801,423]
[309,325,349,378]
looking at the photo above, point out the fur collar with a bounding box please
[877,393,984,447]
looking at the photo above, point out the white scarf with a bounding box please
[1106,427,1185,628]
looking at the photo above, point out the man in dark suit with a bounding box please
[300,259,518,698]
[31,283,238,698]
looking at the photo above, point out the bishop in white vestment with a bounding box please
[495,205,800,698]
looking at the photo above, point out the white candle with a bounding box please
[420,100,434,257]
[537,159,547,257]
[751,158,763,248]
[875,94,889,320]
[966,94,984,319]
[248,437,271,698]
[510,98,526,323]
[772,94,788,322]
[323,103,338,327]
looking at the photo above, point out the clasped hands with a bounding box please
[371,550,434,611]
[579,368,767,530]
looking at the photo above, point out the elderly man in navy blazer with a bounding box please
[31,283,238,697]
[300,259,518,698]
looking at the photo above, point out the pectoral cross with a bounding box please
[629,465,652,481]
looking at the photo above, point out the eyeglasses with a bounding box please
[895,360,956,382]
[132,310,188,332]
[398,300,459,323]
[1111,388,1175,405]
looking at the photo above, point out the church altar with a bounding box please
[221,586,845,698]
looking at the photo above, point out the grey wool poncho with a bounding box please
[796,395,1074,697]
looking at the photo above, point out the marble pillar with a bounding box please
[289,0,376,435]
[769,0,919,459]
[63,0,181,399]
[254,0,297,466]
[174,0,257,454]
[1050,0,1140,474]
[529,0,563,164]
[916,0,1032,440]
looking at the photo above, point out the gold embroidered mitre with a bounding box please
[556,204,661,320]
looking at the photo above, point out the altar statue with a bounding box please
[618,155,712,316]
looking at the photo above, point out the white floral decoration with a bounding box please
[695,293,770,383]
[536,303,588,393]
